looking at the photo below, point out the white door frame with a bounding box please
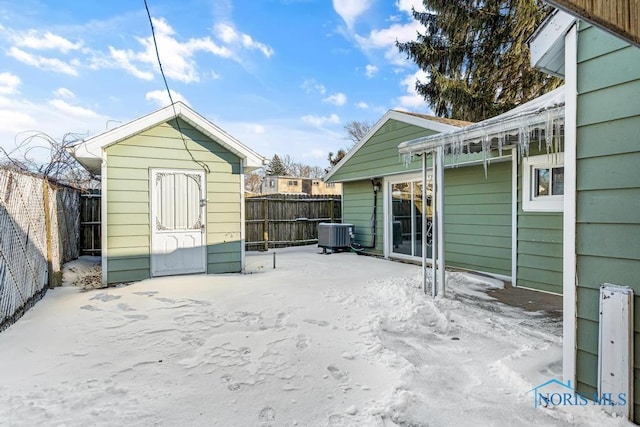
[384,172,429,261]
[150,168,207,277]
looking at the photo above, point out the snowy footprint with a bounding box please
[220,374,241,391]
[258,406,276,424]
[327,365,349,383]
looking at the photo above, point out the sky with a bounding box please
[0,0,432,169]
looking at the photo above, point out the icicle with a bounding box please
[482,133,490,178]
[402,152,413,167]
[545,110,553,154]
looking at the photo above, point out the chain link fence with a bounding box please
[0,168,80,331]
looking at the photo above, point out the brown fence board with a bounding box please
[245,194,341,251]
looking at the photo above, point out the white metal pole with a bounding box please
[436,145,445,296]
[431,149,437,297]
[422,153,428,295]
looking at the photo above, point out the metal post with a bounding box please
[273,252,276,269]
[431,150,437,298]
[421,153,428,295]
[436,145,446,296]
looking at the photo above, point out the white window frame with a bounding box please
[522,153,564,212]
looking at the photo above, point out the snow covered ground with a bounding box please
[0,246,632,426]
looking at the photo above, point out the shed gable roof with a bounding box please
[324,110,466,181]
[71,102,266,174]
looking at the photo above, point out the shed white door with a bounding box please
[151,169,206,276]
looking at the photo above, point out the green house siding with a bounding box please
[444,161,512,277]
[105,118,242,284]
[342,180,384,254]
[516,147,563,295]
[329,120,437,182]
[574,24,640,420]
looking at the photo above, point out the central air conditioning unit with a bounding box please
[318,223,354,254]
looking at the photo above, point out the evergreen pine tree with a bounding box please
[396,0,562,122]
[265,154,288,176]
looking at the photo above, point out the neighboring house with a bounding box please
[260,175,341,196]
[70,102,266,284]
[396,87,566,296]
[530,4,640,420]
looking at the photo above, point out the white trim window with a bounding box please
[522,153,564,212]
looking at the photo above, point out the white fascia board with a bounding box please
[324,110,462,181]
[70,102,266,172]
[529,9,576,77]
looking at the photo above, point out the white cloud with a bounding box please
[0,72,21,95]
[214,23,274,58]
[49,99,100,119]
[365,64,378,78]
[103,17,233,83]
[323,92,347,106]
[0,95,109,160]
[248,124,265,134]
[12,30,82,53]
[356,101,369,109]
[53,87,75,99]
[301,113,340,127]
[395,0,426,14]
[7,47,79,76]
[145,89,190,108]
[395,69,429,109]
[301,79,326,95]
[333,0,372,29]
[107,46,154,80]
[354,20,424,66]
[0,109,37,134]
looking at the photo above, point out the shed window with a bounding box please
[288,180,298,186]
[523,153,564,212]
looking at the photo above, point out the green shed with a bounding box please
[71,102,266,285]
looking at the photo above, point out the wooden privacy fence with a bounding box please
[0,169,81,331]
[80,192,101,256]
[245,194,342,251]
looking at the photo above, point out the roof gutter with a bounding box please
[398,105,565,156]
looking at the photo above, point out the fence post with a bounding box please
[42,180,61,288]
[330,198,335,223]
[263,197,269,251]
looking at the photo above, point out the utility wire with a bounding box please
[143,0,210,173]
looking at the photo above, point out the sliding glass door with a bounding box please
[388,175,432,259]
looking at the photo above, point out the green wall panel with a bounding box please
[341,180,383,254]
[516,145,563,295]
[443,162,512,277]
[575,24,640,415]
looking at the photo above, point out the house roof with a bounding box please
[398,85,565,157]
[393,110,473,128]
[545,0,640,47]
[70,102,267,175]
[324,109,466,181]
